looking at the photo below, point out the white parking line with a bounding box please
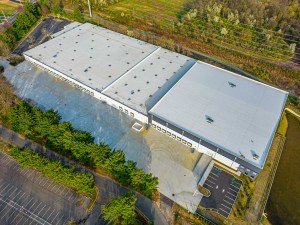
[229,187,238,193]
[225,195,235,201]
[27,170,35,179]
[33,174,43,182]
[0,182,8,192]
[3,185,15,196]
[67,193,75,201]
[42,178,51,187]
[11,164,18,170]
[40,205,52,218]
[0,183,11,193]
[36,204,46,215]
[24,197,35,208]
[54,184,63,194]
[55,215,66,225]
[227,191,236,197]
[15,192,26,202]
[10,190,22,201]
[8,209,22,224]
[20,168,30,176]
[210,172,219,177]
[219,207,230,214]
[206,179,215,185]
[15,215,27,225]
[49,211,60,224]
[30,202,42,214]
[208,175,217,181]
[7,187,19,198]
[230,184,240,189]
[221,203,231,210]
[3,160,11,166]
[204,183,214,188]
[50,182,57,192]
[27,199,38,211]
[224,199,233,205]
[1,204,15,220]
[46,208,56,221]
[38,177,47,185]
[43,182,52,189]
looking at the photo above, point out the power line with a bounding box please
[131,8,300,48]
[204,30,300,62]
[192,23,300,58]
[180,6,300,41]
[204,32,300,66]
[137,12,300,59]
[192,14,300,44]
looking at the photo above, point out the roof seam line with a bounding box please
[102,46,162,92]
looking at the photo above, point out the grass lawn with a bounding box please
[0,2,19,10]
[265,113,300,225]
[0,11,14,17]
[101,0,190,28]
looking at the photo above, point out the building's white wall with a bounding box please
[151,120,240,171]
[24,55,148,124]
[25,55,239,171]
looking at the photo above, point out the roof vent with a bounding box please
[239,151,245,159]
[253,154,259,160]
[205,115,214,123]
[228,82,236,88]
[131,90,134,95]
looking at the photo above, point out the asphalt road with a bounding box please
[13,17,70,55]
[0,125,169,225]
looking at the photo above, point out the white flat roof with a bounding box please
[149,61,288,168]
[51,22,82,38]
[24,22,196,114]
[25,23,159,92]
[103,48,196,114]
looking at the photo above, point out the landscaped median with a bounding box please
[9,146,96,198]
[7,100,158,199]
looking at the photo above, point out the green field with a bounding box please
[0,3,18,10]
[266,113,300,225]
[102,0,190,28]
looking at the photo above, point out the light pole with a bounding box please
[87,0,92,17]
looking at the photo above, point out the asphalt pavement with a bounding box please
[0,125,169,225]
[13,17,70,54]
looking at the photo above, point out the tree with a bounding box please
[73,8,84,22]
[101,192,138,225]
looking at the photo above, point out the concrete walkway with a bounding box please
[0,125,169,225]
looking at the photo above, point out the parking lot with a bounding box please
[13,17,70,54]
[0,151,90,225]
[199,166,242,218]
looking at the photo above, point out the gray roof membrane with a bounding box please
[149,61,288,168]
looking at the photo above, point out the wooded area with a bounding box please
[8,101,158,198]
[177,0,299,62]
[10,146,96,197]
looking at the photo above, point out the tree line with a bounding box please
[8,101,158,198]
[11,146,96,197]
[0,2,41,53]
[176,0,299,62]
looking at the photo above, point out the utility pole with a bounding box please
[87,0,92,17]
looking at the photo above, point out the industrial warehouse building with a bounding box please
[24,22,288,179]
